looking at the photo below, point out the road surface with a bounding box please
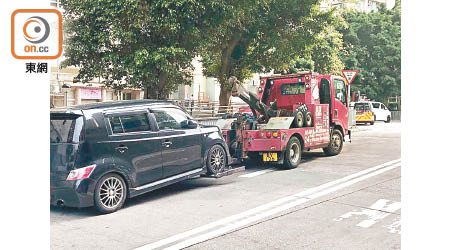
[51,121,401,250]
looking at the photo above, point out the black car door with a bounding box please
[105,110,163,187]
[151,107,203,178]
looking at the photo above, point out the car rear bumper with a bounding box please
[50,178,96,208]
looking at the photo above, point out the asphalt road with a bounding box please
[51,121,401,250]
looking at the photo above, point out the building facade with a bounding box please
[50,67,143,108]
[320,0,396,12]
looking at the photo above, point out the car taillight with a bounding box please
[66,164,96,181]
[272,132,279,138]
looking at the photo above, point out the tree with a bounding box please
[61,0,225,98]
[199,0,342,107]
[338,2,401,103]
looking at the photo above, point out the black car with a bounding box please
[50,100,231,213]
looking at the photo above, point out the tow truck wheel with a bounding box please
[304,111,313,127]
[282,137,302,169]
[206,145,226,175]
[293,109,304,128]
[323,129,344,156]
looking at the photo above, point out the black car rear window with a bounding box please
[51,117,78,143]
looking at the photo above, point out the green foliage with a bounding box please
[339,3,401,103]
[61,0,224,98]
[199,0,343,104]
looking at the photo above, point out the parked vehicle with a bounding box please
[220,72,351,169]
[354,102,375,125]
[354,101,391,123]
[369,101,391,123]
[50,100,237,213]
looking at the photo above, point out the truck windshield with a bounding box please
[281,82,305,95]
[50,114,83,143]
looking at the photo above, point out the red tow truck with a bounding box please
[219,72,351,169]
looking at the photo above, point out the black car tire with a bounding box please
[293,109,304,128]
[282,137,302,169]
[94,173,127,214]
[385,115,391,123]
[323,129,344,156]
[304,111,313,127]
[206,144,226,175]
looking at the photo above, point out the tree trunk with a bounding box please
[157,71,169,99]
[217,35,241,112]
[143,72,169,99]
[218,86,232,114]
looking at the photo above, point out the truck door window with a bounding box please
[333,79,347,105]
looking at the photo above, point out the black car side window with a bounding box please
[109,113,151,134]
[153,108,192,130]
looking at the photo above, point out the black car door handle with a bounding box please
[115,145,128,153]
[162,141,172,148]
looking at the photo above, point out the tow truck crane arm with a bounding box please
[229,76,277,123]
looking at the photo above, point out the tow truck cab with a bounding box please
[258,73,350,136]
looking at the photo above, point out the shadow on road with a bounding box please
[51,151,327,217]
[51,173,231,217]
[242,150,325,171]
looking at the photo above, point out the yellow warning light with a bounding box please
[272,132,278,137]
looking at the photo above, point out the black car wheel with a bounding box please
[323,129,344,156]
[282,137,302,169]
[94,173,127,214]
[207,145,226,175]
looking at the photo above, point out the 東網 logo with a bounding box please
[23,16,50,44]
[11,9,62,59]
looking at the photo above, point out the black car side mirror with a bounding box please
[187,120,198,129]
[181,120,198,129]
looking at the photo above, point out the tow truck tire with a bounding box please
[293,109,304,128]
[206,144,226,175]
[385,115,391,123]
[282,137,302,169]
[370,121,374,125]
[323,129,344,156]
[304,111,313,127]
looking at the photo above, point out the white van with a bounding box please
[368,101,391,122]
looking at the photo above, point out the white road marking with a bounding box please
[134,159,401,250]
[385,217,401,234]
[334,199,401,228]
[239,169,275,178]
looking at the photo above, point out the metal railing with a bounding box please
[170,100,248,118]
[391,111,401,121]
